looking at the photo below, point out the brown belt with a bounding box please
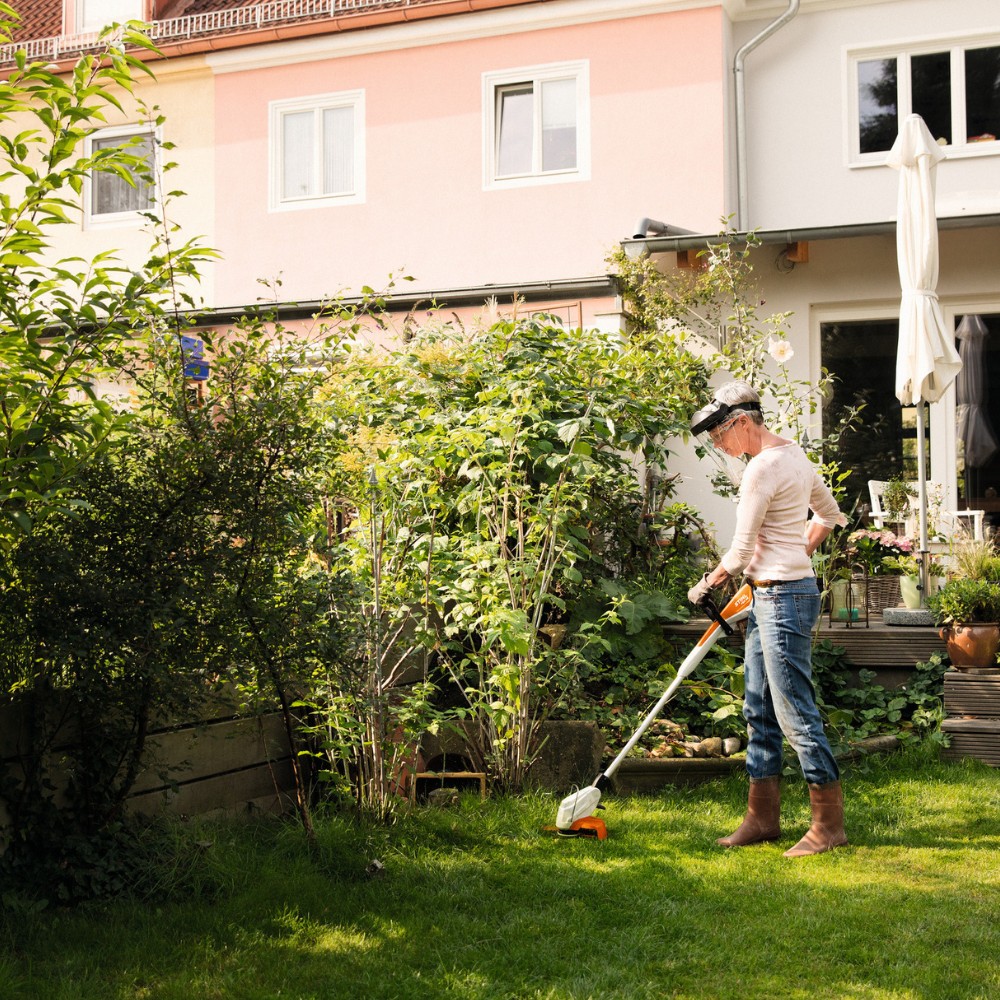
[751,579,785,588]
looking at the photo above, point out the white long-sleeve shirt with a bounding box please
[720,443,847,581]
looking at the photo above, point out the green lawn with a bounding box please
[3,744,999,1000]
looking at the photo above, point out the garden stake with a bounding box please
[554,583,753,835]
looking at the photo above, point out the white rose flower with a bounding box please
[767,336,794,364]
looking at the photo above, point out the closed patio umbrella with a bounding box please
[887,114,963,599]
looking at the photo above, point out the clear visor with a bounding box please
[694,412,753,490]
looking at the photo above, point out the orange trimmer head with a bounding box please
[542,815,608,840]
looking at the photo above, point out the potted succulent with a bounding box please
[927,578,1000,670]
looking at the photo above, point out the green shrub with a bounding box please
[927,578,1000,624]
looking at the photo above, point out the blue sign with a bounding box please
[183,360,210,381]
[180,336,208,380]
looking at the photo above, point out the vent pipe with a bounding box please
[734,0,800,231]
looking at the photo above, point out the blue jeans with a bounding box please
[742,578,839,786]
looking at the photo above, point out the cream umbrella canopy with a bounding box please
[886,113,962,599]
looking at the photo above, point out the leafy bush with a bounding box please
[812,641,947,753]
[319,315,712,792]
[927,578,1000,624]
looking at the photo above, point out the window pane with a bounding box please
[80,0,141,32]
[858,58,898,154]
[282,111,314,200]
[91,132,154,216]
[497,85,533,176]
[821,319,924,512]
[322,106,354,195]
[540,78,576,171]
[911,51,951,145]
[965,45,1000,142]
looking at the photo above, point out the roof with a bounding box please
[621,214,1000,257]
[2,0,539,65]
[8,0,62,41]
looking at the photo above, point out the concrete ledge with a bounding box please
[883,607,935,626]
[608,735,902,794]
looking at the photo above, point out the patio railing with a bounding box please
[0,0,448,65]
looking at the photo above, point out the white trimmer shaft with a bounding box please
[554,584,754,831]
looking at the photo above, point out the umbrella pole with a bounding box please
[915,401,930,603]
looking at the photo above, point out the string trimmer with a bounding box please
[554,583,753,837]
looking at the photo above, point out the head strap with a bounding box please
[690,399,761,435]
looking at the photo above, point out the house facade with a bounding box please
[3,0,735,332]
[630,0,1000,536]
[5,0,999,538]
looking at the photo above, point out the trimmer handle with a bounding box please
[700,595,735,635]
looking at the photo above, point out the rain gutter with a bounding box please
[620,213,1000,258]
[733,0,800,231]
[193,275,617,326]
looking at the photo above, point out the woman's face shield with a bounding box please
[690,400,759,488]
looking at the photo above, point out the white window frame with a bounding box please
[76,0,144,34]
[482,60,590,190]
[268,90,365,213]
[83,124,158,230]
[847,32,1000,167]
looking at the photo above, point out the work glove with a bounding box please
[687,573,712,606]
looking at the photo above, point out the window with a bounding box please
[77,0,143,33]
[820,317,928,512]
[85,126,156,227]
[269,91,365,211]
[483,61,590,188]
[850,37,1000,162]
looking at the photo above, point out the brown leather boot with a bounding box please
[717,776,781,847]
[783,780,848,857]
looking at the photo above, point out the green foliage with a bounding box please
[947,533,1000,582]
[0,16,213,547]
[927,577,1000,625]
[609,227,862,476]
[812,641,947,752]
[319,315,712,791]
[881,475,917,520]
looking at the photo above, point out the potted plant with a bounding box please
[927,578,1000,670]
[846,529,913,613]
[882,475,917,526]
[881,554,946,609]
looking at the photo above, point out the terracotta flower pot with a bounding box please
[939,623,1000,671]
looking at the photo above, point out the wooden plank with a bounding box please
[127,758,296,817]
[944,672,1000,717]
[131,714,290,794]
[942,738,1000,766]
[941,718,1000,734]
[666,619,946,670]
[411,770,486,800]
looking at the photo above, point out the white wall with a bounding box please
[665,223,1000,542]
[735,0,1000,231]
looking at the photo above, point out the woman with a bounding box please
[687,381,848,857]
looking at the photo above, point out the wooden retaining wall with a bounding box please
[665,618,948,688]
[0,700,297,846]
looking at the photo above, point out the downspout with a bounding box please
[734,0,800,231]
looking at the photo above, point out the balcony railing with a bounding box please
[0,0,438,64]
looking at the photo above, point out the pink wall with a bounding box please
[213,7,724,310]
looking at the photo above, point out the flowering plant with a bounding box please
[846,529,913,576]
